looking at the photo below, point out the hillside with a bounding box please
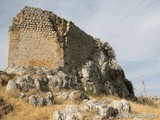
[0,6,159,120]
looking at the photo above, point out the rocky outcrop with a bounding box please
[7,6,135,99]
[108,99,131,114]
[53,105,84,120]
[28,92,54,106]
[53,99,131,120]
[6,80,17,92]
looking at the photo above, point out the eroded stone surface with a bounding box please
[53,105,83,120]
[28,92,54,106]
[108,99,131,114]
[6,80,17,92]
[8,6,94,70]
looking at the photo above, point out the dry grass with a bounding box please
[89,94,160,120]
[0,86,160,120]
[131,101,160,114]
[0,87,84,120]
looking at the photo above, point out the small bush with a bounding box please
[85,89,94,96]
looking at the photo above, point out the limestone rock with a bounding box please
[18,92,27,98]
[48,71,68,90]
[34,77,49,91]
[65,105,83,120]
[81,67,90,78]
[29,92,54,106]
[34,78,41,91]
[108,99,131,114]
[88,107,118,120]
[54,91,69,100]
[83,99,121,119]
[28,95,44,106]
[16,75,34,91]
[5,66,28,75]
[28,95,38,106]
[53,105,83,120]
[53,111,66,120]
[105,107,118,119]
[68,90,89,102]
[83,100,108,117]
[83,100,99,112]
[6,80,17,92]
[44,92,54,106]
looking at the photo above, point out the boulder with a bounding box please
[18,92,27,98]
[68,90,89,102]
[5,66,27,75]
[6,80,17,92]
[65,105,83,120]
[28,95,44,106]
[16,75,34,91]
[48,71,68,90]
[34,77,49,92]
[37,97,44,106]
[34,78,41,91]
[84,100,108,117]
[84,100,99,112]
[81,66,90,78]
[28,95,38,106]
[55,92,69,100]
[53,105,83,120]
[53,111,66,120]
[44,92,54,106]
[29,93,54,106]
[83,99,120,119]
[105,107,118,118]
[108,99,131,114]
[48,76,59,90]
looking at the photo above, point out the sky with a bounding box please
[0,0,160,97]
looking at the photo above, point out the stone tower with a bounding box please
[8,6,94,69]
[8,6,135,99]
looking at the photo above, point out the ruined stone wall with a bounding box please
[7,6,135,99]
[64,22,94,70]
[8,6,95,69]
[8,7,65,68]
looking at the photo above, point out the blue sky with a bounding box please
[0,0,160,97]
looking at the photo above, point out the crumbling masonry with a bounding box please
[8,6,94,69]
[8,6,135,99]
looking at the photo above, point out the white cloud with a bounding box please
[126,64,160,80]
[140,12,160,32]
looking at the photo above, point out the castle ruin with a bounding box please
[7,6,135,99]
[8,6,94,69]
